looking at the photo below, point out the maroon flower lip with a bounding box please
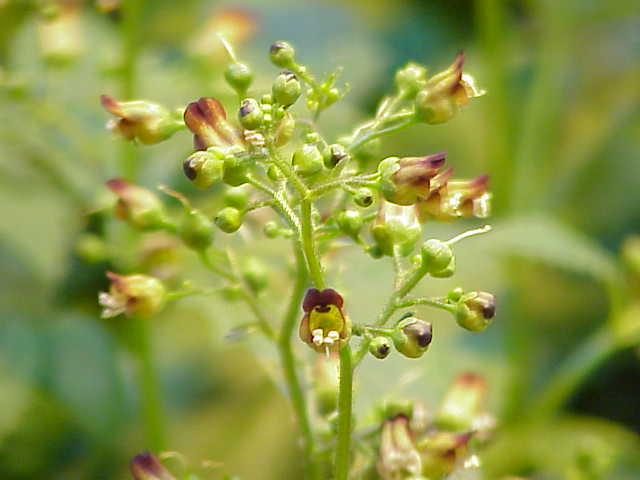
[302,288,344,312]
[183,97,244,150]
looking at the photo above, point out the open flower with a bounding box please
[184,97,244,151]
[100,95,182,145]
[415,51,485,124]
[106,178,168,230]
[99,272,166,319]
[416,173,491,222]
[379,152,447,206]
[299,288,350,352]
[378,415,422,480]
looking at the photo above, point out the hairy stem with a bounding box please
[335,344,354,480]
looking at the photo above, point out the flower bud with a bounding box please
[292,143,324,177]
[263,221,280,238]
[325,143,349,169]
[395,62,427,97]
[180,209,214,251]
[371,202,422,257]
[184,97,244,150]
[106,179,168,230]
[242,257,268,294]
[369,336,392,359]
[223,186,249,210]
[299,288,351,352]
[38,3,83,65]
[417,431,473,479]
[269,41,296,68]
[272,71,302,107]
[224,62,253,93]
[101,95,182,145]
[75,233,109,264]
[222,152,250,186]
[237,98,263,130]
[336,210,363,239]
[214,207,243,233]
[312,353,340,416]
[436,373,487,431]
[99,272,166,318]
[353,187,375,208]
[455,292,496,332]
[130,451,176,480]
[392,316,433,358]
[379,153,447,206]
[414,51,485,125]
[377,415,422,480]
[430,256,455,278]
[183,151,224,189]
[416,173,491,222]
[421,239,453,275]
[274,111,296,146]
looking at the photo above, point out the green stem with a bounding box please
[347,115,416,153]
[301,198,325,289]
[277,247,319,479]
[129,317,166,451]
[335,344,354,480]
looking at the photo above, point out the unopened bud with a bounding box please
[274,111,296,146]
[238,98,263,130]
[292,143,324,177]
[325,143,349,169]
[336,210,363,239]
[371,202,421,257]
[222,152,250,186]
[223,186,250,210]
[181,209,214,251]
[392,316,433,358]
[430,256,455,278]
[130,451,176,480]
[224,62,253,93]
[99,273,166,319]
[269,41,296,68]
[455,292,496,332]
[421,239,453,274]
[183,151,224,189]
[272,71,301,107]
[184,97,244,150]
[395,62,427,97]
[106,179,168,230]
[379,153,447,206]
[417,431,473,479]
[369,336,392,359]
[214,207,243,233]
[353,187,374,207]
[75,233,108,263]
[242,257,268,293]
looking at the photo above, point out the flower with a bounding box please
[392,316,433,358]
[130,452,176,480]
[183,97,245,151]
[299,288,351,352]
[417,431,474,479]
[416,173,491,222]
[378,152,447,206]
[378,415,422,480]
[414,51,485,124]
[455,291,496,332]
[106,178,168,230]
[436,373,487,431]
[99,272,166,319]
[100,95,182,145]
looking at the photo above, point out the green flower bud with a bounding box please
[336,210,363,239]
[421,239,453,274]
[272,71,302,107]
[395,62,427,96]
[99,272,166,318]
[130,451,176,480]
[106,179,168,230]
[392,316,433,358]
[269,41,296,68]
[371,202,422,257]
[353,187,374,207]
[238,98,263,130]
[223,187,249,210]
[242,257,268,294]
[266,164,282,181]
[369,336,392,359]
[222,153,250,186]
[366,244,384,259]
[325,144,349,168]
[430,256,455,278]
[180,209,214,251]
[224,62,253,93]
[313,353,340,416]
[263,221,280,238]
[436,372,487,431]
[292,143,324,177]
[447,287,464,303]
[183,151,224,189]
[455,292,496,332]
[274,111,295,146]
[214,207,243,233]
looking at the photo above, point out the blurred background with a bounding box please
[1,0,640,478]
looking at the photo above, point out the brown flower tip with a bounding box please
[302,288,344,312]
[130,451,175,480]
[106,177,129,194]
[100,94,121,116]
[184,97,243,150]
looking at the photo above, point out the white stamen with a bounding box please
[327,330,340,341]
[463,454,481,469]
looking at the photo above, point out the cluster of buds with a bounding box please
[299,288,351,353]
[377,373,494,480]
[378,151,491,223]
